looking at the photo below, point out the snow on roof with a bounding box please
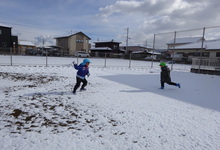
[174,40,220,50]
[120,45,153,49]
[120,44,146,47]
[19,41,35,46]
[174,42,201,49]
[205,40,220,50]
[119,49,126,52]
[131,50,146,54]
[167,37,203,44]
[0,25,12,29]
[90,47,112,51]
[147,51,161,55]
[131,50,161,55]
[94,41,121,44]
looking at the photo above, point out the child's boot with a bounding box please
[80,88,86,91]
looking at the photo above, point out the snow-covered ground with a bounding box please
[0,55,220,150]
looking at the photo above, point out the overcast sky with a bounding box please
[1,0,220,47]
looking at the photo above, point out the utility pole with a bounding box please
[42,36,48,67]
[151,34,156,68]
[126,27,129,54]
[198,27,206,73]
[43,37,45,47]
[171,31,177,70]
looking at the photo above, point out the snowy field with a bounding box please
[0,55,220,150]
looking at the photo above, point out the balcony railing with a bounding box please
[192,57,220,71]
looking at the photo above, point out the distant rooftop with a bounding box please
[94,41,121,44]
[55,31,91,40]
[19,41,35,46]
[120,44,153,49]
[167,37,203,44]
[0,25,12,29]
[90,47,112,51]
[174,39,220,50]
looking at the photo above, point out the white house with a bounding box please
[174,39,220,60]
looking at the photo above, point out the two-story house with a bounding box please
[55,32,91,56]
[0,25,18,54]
[167,37,204,49]
[120,45,148,53]
[90,41,123,57]
[174,39,220,59]
[166,37,205,62]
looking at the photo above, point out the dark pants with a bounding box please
[73,77,87,92]
[161,81,177,87]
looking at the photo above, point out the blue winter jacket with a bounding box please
[74,63,90,79]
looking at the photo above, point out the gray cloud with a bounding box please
[98,0,220,45]
[1,0,220,47]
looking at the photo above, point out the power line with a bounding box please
[0,21,44,29]
[155,26,220,35]
[0,20,118,39]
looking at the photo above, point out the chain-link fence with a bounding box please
[0,53,158,68]
[1,26,220,72]
[150,26,220,72]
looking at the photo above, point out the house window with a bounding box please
[2,42,7,47]
[216,52,220,57]
[193,52,200,56]
[189,52,194,56]
[76,39,83,43]
[113,45,118,50]
[202,52,210,57]
[0,29,2,35]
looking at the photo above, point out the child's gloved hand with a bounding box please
[72,61,75,65]
[87,74,90,77]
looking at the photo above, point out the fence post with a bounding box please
[10,47,13,66]
[151,34,156,68]
[104,53,107,67]
[129,53,131,68]
[46,49,48,67]
[171,31,177,70]
[198,27,206,73]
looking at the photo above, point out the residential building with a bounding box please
[0,25,18,54]
[174,39,220,60]
[167,37,204,49]
[120,45,149,53]
[18,40,36,54]
[125,45,161,60]
[90,41,123,57]
[55,32,91,56]
[166,37,205,62]
[166,37,220,74]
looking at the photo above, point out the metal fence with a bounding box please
[150,26,220,71]
[192,58,220,70]
[0,53,158,68]
[2,26,220,71]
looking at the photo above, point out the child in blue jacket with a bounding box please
[73,58,91,94]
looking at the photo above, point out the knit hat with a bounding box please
[159,62,166,67]
[81,58,91,65]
